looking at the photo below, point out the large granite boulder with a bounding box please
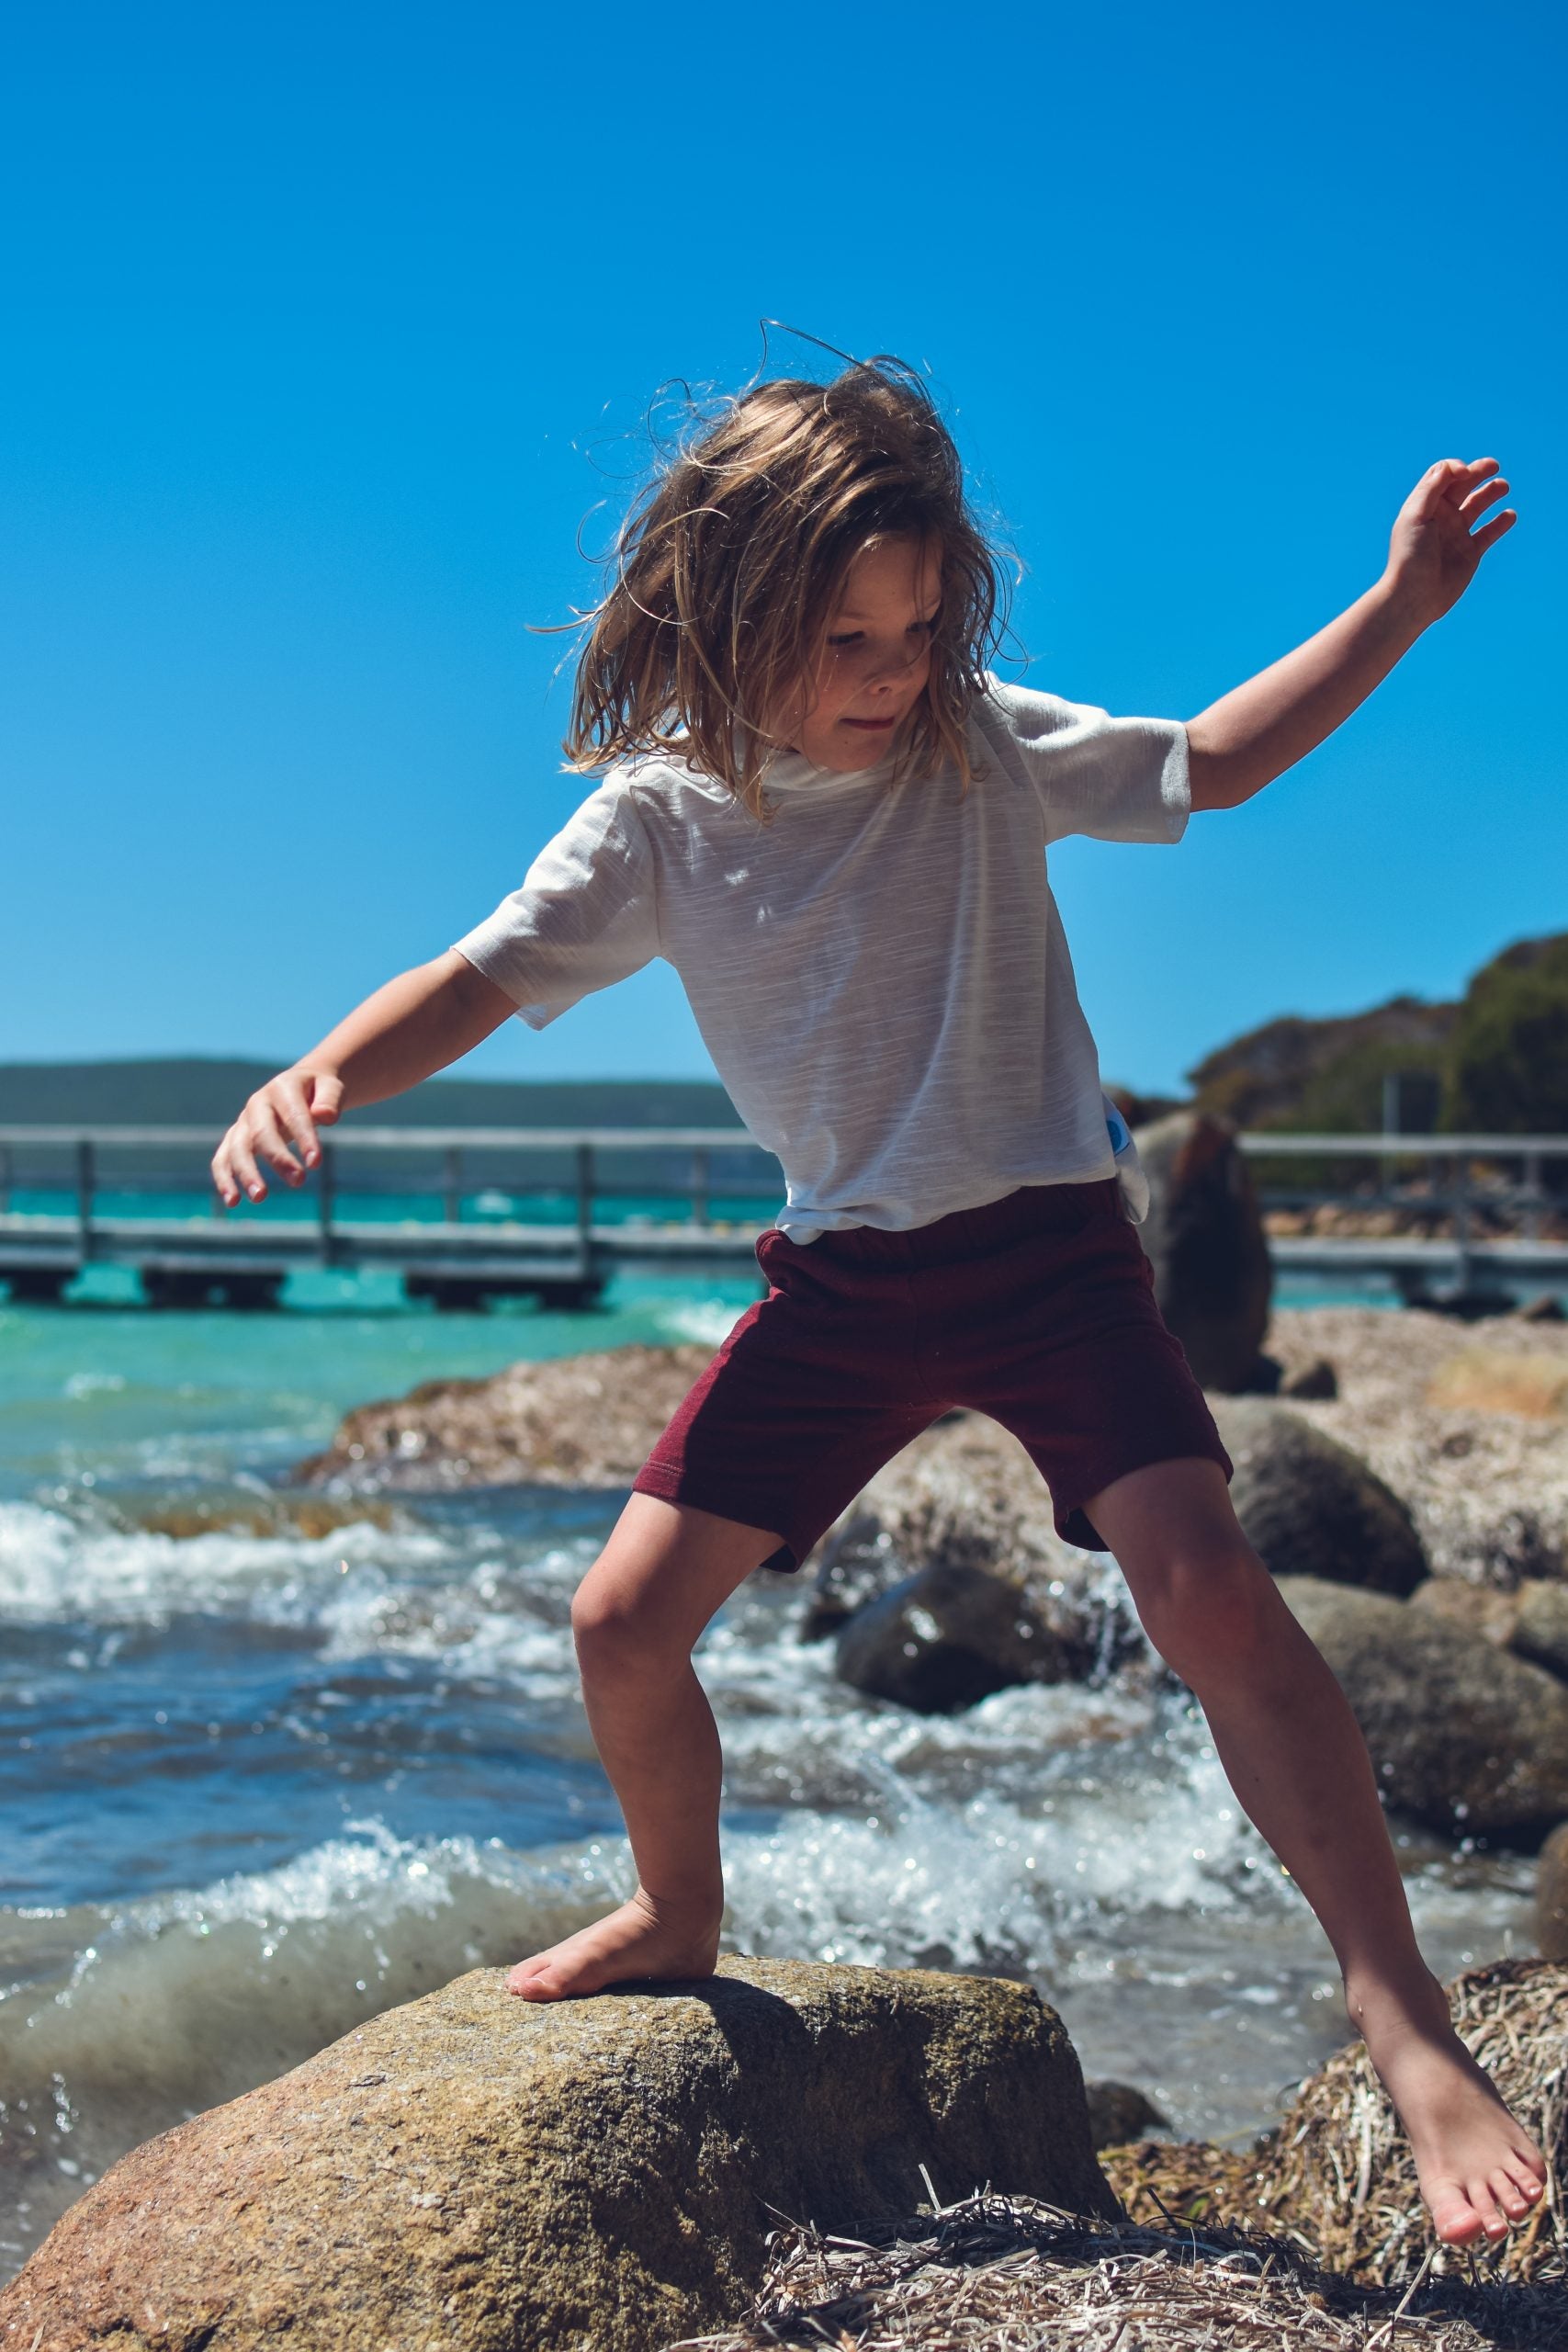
[1213,1398,1428,1597]
[1133,1111,1273,1393]
[1277,1576,1568,1833]
[0,1958,1114,2352]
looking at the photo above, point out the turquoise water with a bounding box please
[6,1185,782,1227]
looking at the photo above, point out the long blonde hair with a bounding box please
[563,359,1012,816]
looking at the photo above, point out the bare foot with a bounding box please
[507,1889,721,2002]
[1350,1971,1548,2247]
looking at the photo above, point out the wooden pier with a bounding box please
[0,1125,774,1310]
[0,1124,1564,1310]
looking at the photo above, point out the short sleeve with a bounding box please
[452,780,660,1029]
[978,676,1190,847]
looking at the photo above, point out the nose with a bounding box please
[866,638,923,689]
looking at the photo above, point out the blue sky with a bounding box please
[4,0,1562,1097]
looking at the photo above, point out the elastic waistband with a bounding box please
[796,1178,1122,1271]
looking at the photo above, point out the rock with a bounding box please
[800,1510,916,1639]
[1538,1825,1568,1961]
[1133,1111,1273,1393]
[296,1341,715,1491]
[822,1420,1145,1710]
[834,1560,1089,1713]
[1280,1355,1338,1401]
[0,1957,1115,2352]
[1408,1578,1519,1647]
[1517,1293,1568,1324]
[1426,1349,1568,1419]
[1410,1577,1568,1683]
[1514,1581,1568,1681]
[1084,2081,1170,2152]
[1276,1577,1568,1833]
[1213,1398,1427,1597]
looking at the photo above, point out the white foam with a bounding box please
[653,1298,750,1349]
[0,1498,455,1628]
[0,1823,631,2268]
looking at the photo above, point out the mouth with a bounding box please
[839,714,898,732]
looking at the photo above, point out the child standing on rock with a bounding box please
[214,358,1543,2249]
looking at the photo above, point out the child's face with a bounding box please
[785,535,942,771]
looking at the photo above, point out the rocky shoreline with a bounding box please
[3,1956,1562,2348]
[10,1302,1564,2345]
[299,1308,1568,1598]
[296,1302,1568,1856]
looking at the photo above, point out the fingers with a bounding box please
[1468,507,1517,555]
[1416,456,1503,516]
[246,1099,305,1189]
[309,1070,344,1127]
[272,1072,322,1171]
[1458,472,1509,523]
[211,1072,338,1206]
[212,1123,266,1207]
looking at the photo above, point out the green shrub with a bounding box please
[1444,934,1568,1137]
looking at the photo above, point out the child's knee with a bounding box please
[570,1558,681,1678]
[1133,1538,1277,1685]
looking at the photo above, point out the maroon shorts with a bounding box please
[632,1178,1233,1572]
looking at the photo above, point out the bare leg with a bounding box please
[1087,1458,1547,2248]
[507,1495,781,2002]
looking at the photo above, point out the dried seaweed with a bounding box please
[672,1962,1566,2348]
[1107,1962,1566,2290]
[668,2184,1565,2351]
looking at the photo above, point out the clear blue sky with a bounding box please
[4,1,1562,1096]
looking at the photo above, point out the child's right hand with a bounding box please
[211,1068,344,1205]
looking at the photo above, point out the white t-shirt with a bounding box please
[453,676,1189,1242]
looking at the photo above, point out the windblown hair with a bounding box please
[563,360,1012,816]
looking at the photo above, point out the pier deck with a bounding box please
[1,1125,1564,1308]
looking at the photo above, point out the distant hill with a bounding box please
[1180,930,1568,1137]
[0,1059,742,1131]
[1185,996,1458,1133]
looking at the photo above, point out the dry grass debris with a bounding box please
[681,1965,1566,2348]
[668,2185,1567,2351]
[1107,1962,1566,2291]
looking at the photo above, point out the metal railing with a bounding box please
[1238,1131,1568,1246]
[0,1125,782,1302]
[0,1123,1563,1305]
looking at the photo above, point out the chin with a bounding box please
[823,718,909,767]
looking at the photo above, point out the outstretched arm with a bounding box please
[1186,457,1516,812]
[211,948,516,1204]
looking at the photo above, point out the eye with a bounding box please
[826,630,863,649]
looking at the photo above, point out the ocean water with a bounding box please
[0,1271,1539,2281]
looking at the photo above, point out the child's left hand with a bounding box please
[1384,457,1516,628]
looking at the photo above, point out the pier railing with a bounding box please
[0,1124,781,1306]
[0,1124,1564,1307]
